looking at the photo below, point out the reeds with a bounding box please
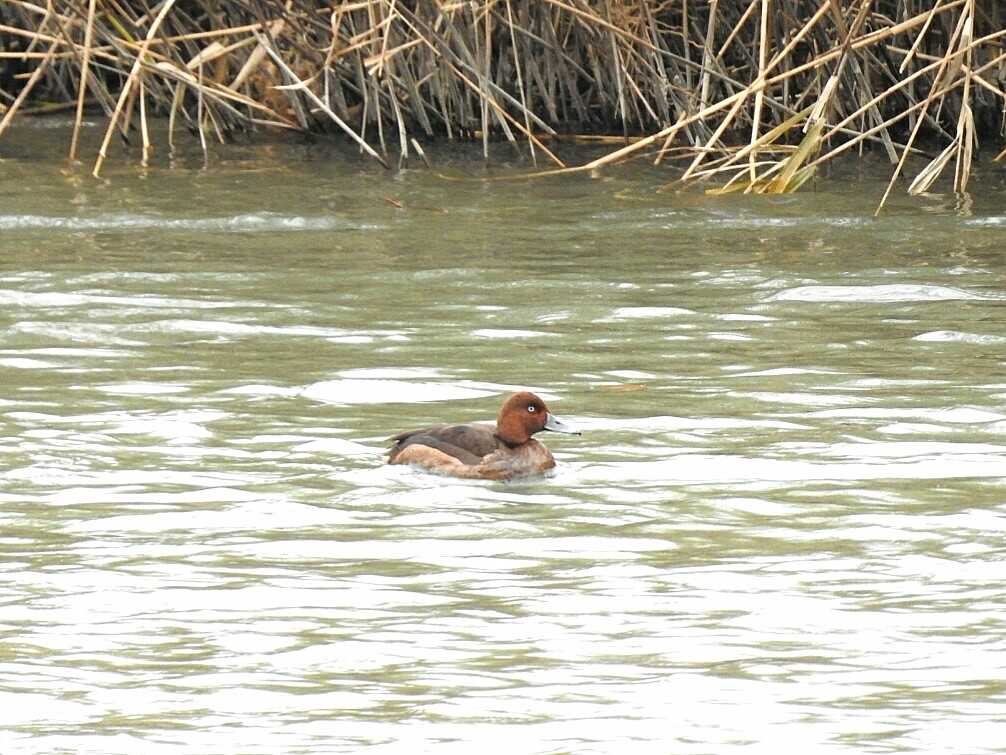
[0,1,1002,209]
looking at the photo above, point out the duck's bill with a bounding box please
[544,413,581,435]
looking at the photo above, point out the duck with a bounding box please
[387,391,580,480]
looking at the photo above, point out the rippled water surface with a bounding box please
[3,123,1006,754]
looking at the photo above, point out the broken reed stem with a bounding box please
[0,0,1000,203]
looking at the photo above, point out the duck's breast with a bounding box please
[476,439,556,479]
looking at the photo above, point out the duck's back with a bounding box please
[388,423,499,465]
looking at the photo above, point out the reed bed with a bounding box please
[0,1,1003,209]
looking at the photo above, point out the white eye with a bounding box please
[527,405,536,413]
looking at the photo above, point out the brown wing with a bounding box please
[388,423,498,465]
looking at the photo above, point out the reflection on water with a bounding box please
[2,125,1006,754]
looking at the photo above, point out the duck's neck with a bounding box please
[494,433,524,449]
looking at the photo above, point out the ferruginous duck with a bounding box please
[387,391,579,480]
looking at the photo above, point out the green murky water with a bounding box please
[2,120,1006,754]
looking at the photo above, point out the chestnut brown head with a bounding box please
[494,391,579,446]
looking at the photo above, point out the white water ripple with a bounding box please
[769,284,993,303]
[0,212,383,232]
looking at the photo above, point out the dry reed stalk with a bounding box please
[749,0,770,182]
[195,59,207,162]
[504,0,534,165]
[951,0,975,194]
[68,0,96,160]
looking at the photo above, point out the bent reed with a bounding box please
[0,1,1002,209]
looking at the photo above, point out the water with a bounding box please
[2,121,1006,754]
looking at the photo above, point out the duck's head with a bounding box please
[495,391,580,446]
